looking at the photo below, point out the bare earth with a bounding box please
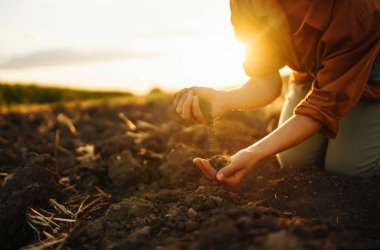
[0,94,379,250]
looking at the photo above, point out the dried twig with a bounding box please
[57,113,78,136]
[21,234,68,250]
[76,197,103,215]
[55,145,73,156]
[54,129,60,157]
[51,218,76,223]
[26,221,41,241]
[29,208,60,228]
[42,231,55,239]
[76,144,98,161]
[95,186,112,199]
[50,199,75,216]
[139,148,164,160]
[25,188,111,250]
[75,195,90,215]
[118,112,137,131]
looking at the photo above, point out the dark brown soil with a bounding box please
[209,154,232,171]
[0,94,379,250]
[0,153,61,249]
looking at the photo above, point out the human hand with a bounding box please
[174,87,228,123]
[193,148,259,187]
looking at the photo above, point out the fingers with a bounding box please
[193,158,217,180]
[218,161,244,178]
[174,88,189,106]
[194,157,248,187]
[192,96,206,123]
[216,168,248,187]
[200,159,217,179]
[176,91,204,123]
[181,91,194,121]
[176,92,188,115]
[216,160,247,187]
[174,87,209,123]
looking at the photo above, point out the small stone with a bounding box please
[165,206,181,220]
[208,195,223,206]
[187,208,198,218]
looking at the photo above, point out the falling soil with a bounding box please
[198,97,218,152]
[0,94,379,250]
[198,98,212,123]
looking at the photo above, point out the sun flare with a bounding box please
[0,0,292,94]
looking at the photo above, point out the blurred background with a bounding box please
[0,0,254,94]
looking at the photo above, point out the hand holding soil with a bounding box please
[194,148,260,187]
[193,154,231,181]
[209,154,232,171]
[174,87,228,123]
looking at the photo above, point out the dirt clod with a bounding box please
[0,153,60,249]
[208,154,231,171]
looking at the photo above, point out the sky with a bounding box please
[0,0,272,94]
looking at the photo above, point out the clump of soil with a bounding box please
[108,150,150,189]
[0,153,61,249]
[209,154,231,171]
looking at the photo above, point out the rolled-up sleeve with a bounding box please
[294,3,380,138]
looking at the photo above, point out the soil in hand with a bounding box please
[208,154,231,171]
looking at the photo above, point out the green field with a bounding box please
[0,82,133,105]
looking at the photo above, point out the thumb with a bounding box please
[217,168,248,187]
[216,162,243,181]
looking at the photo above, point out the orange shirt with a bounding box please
[230,0,380,138]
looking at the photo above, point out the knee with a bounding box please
[277,150,303,168]
[325,153,380,178]
[277,147,323,168]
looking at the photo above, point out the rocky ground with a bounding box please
[0,94,379,250]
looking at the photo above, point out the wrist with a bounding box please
[245,143,268,163]
[215,90,232,112]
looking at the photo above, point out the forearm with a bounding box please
[222,72,282,110]
[247,114,323,160]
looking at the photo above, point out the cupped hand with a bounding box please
[174,86,227,123]
[193,148,259,187]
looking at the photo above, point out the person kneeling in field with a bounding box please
[174,0,380,187]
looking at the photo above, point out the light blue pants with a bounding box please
[277,81,380,178]
[277,54,380,177]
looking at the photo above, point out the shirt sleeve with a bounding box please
[294,2,380,138]
[230,0,286,76]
